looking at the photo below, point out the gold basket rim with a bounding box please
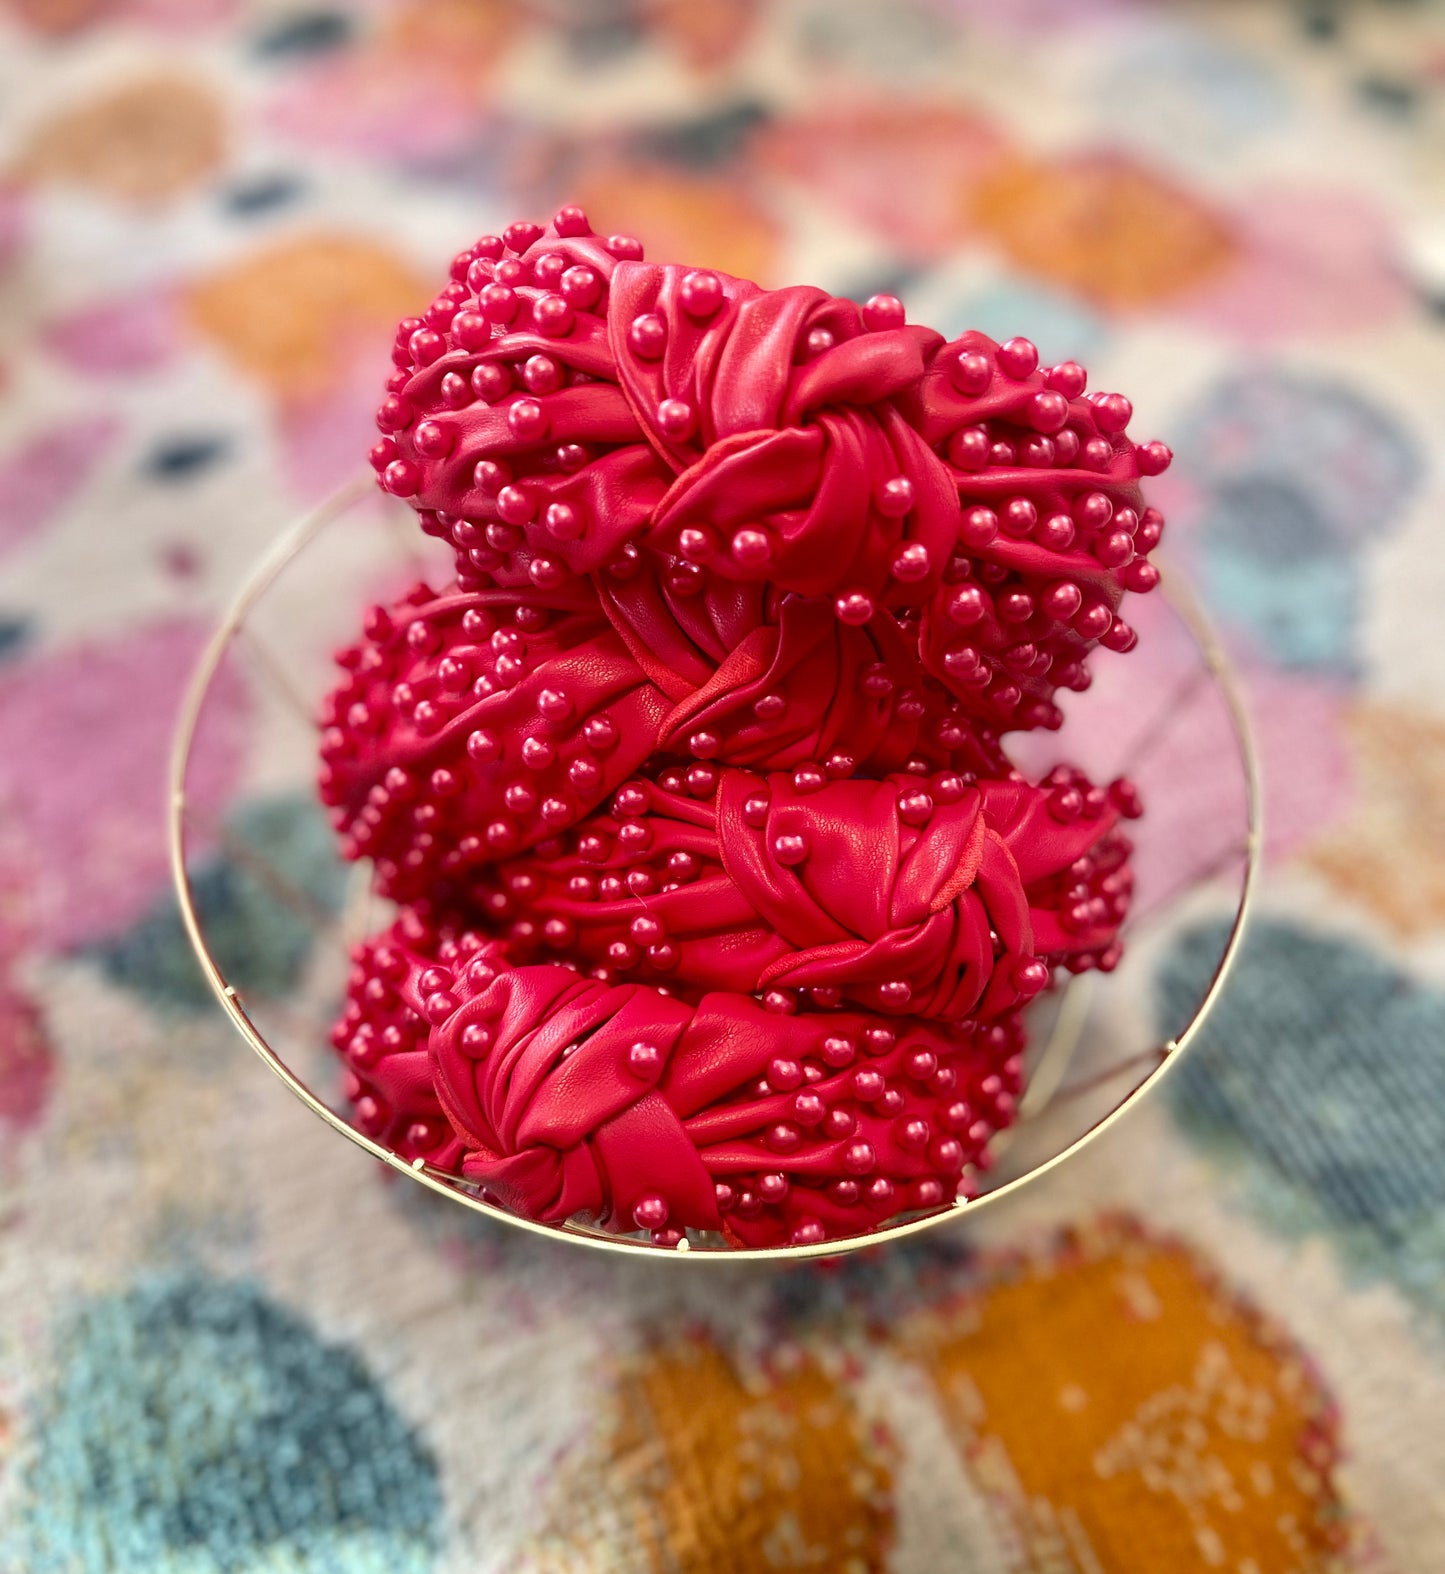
[168,479,1262,1264]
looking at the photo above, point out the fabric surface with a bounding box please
[2,2,1445,1570]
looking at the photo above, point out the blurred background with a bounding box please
[2,1,1444,1570]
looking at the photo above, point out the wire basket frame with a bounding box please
[169,481,1261,1262]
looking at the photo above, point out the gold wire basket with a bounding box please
[169,480,1261,1262]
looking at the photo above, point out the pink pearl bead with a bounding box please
[1047,361,1087,397]
[545,502,583,541]
[898,789,933,826]
[606,234,644,260]
[1014,958,1050,995]
[1100,617,1137,652]
[472,459,506,496]
[472,363,509,402]
[1037,513,1075,551]
[806,326,835,357]
[950,351,991,395]
[907,1048,938,1081]
[560,265,601,308]
[1029,390,1069,433]
[842,1141,876,1175]
[731,528,771,567]
[767,1123,802,1153]
[553,204,590,237]
[794,1098,827,1140]
[504,219,543,253]
[853,1068,885,1100]
[633,1194,669,1229]
[460,1022,493,1056]
[862,293,904,331]
[835,590,875,626]
[383,459,420,496]
[655,399,694,440]
[628,1040,662,1074]
[376,395,412,433]
[452,311,490,351]
[877,476,914,517]
[679,269,724,317]
[424,990,460,1024]
[522,354,564,395]
[508,398,549,442]
[1093,392,1132,434]
[467,729,500,762]
[960,506,999,547]
[790,1219,826,1246]
[891,543,931,583]
[996,337,1039,379]
[1136,439,1172,475]
[773,833,808,866]
[1043,580,1083,619]
[533,294,575,337]
[479,283,517,323]
[821,1035,856,1068]
[1076,491,1113,529]
[825,1108,855,1139]
[613,782,649,816]
[1004,498,1037,536]
[409,328,446,365]
[496,485,534,524]
[521,736,555,771]
[948,426,990,471]
[878,979,912,1007]
[439,372,471,409]
[898,1117,931,1151]
[1094,530,1135,568]
[678,527,716,562]
[413,420,454,458]
[1125,559,1160,593]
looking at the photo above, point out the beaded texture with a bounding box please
[321,206,1162,1247]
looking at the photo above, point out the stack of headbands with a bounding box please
[317,206,1164,1248]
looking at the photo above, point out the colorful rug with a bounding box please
[3,2,1445,1569]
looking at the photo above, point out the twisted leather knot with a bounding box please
[607,265,957,603]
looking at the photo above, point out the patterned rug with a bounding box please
[3,2,1445,1570]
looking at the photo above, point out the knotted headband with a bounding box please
[319,573,1007,901]
[474,767,1133,1019]
[325,204,1167,1246]
[333,916,1026,1249]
